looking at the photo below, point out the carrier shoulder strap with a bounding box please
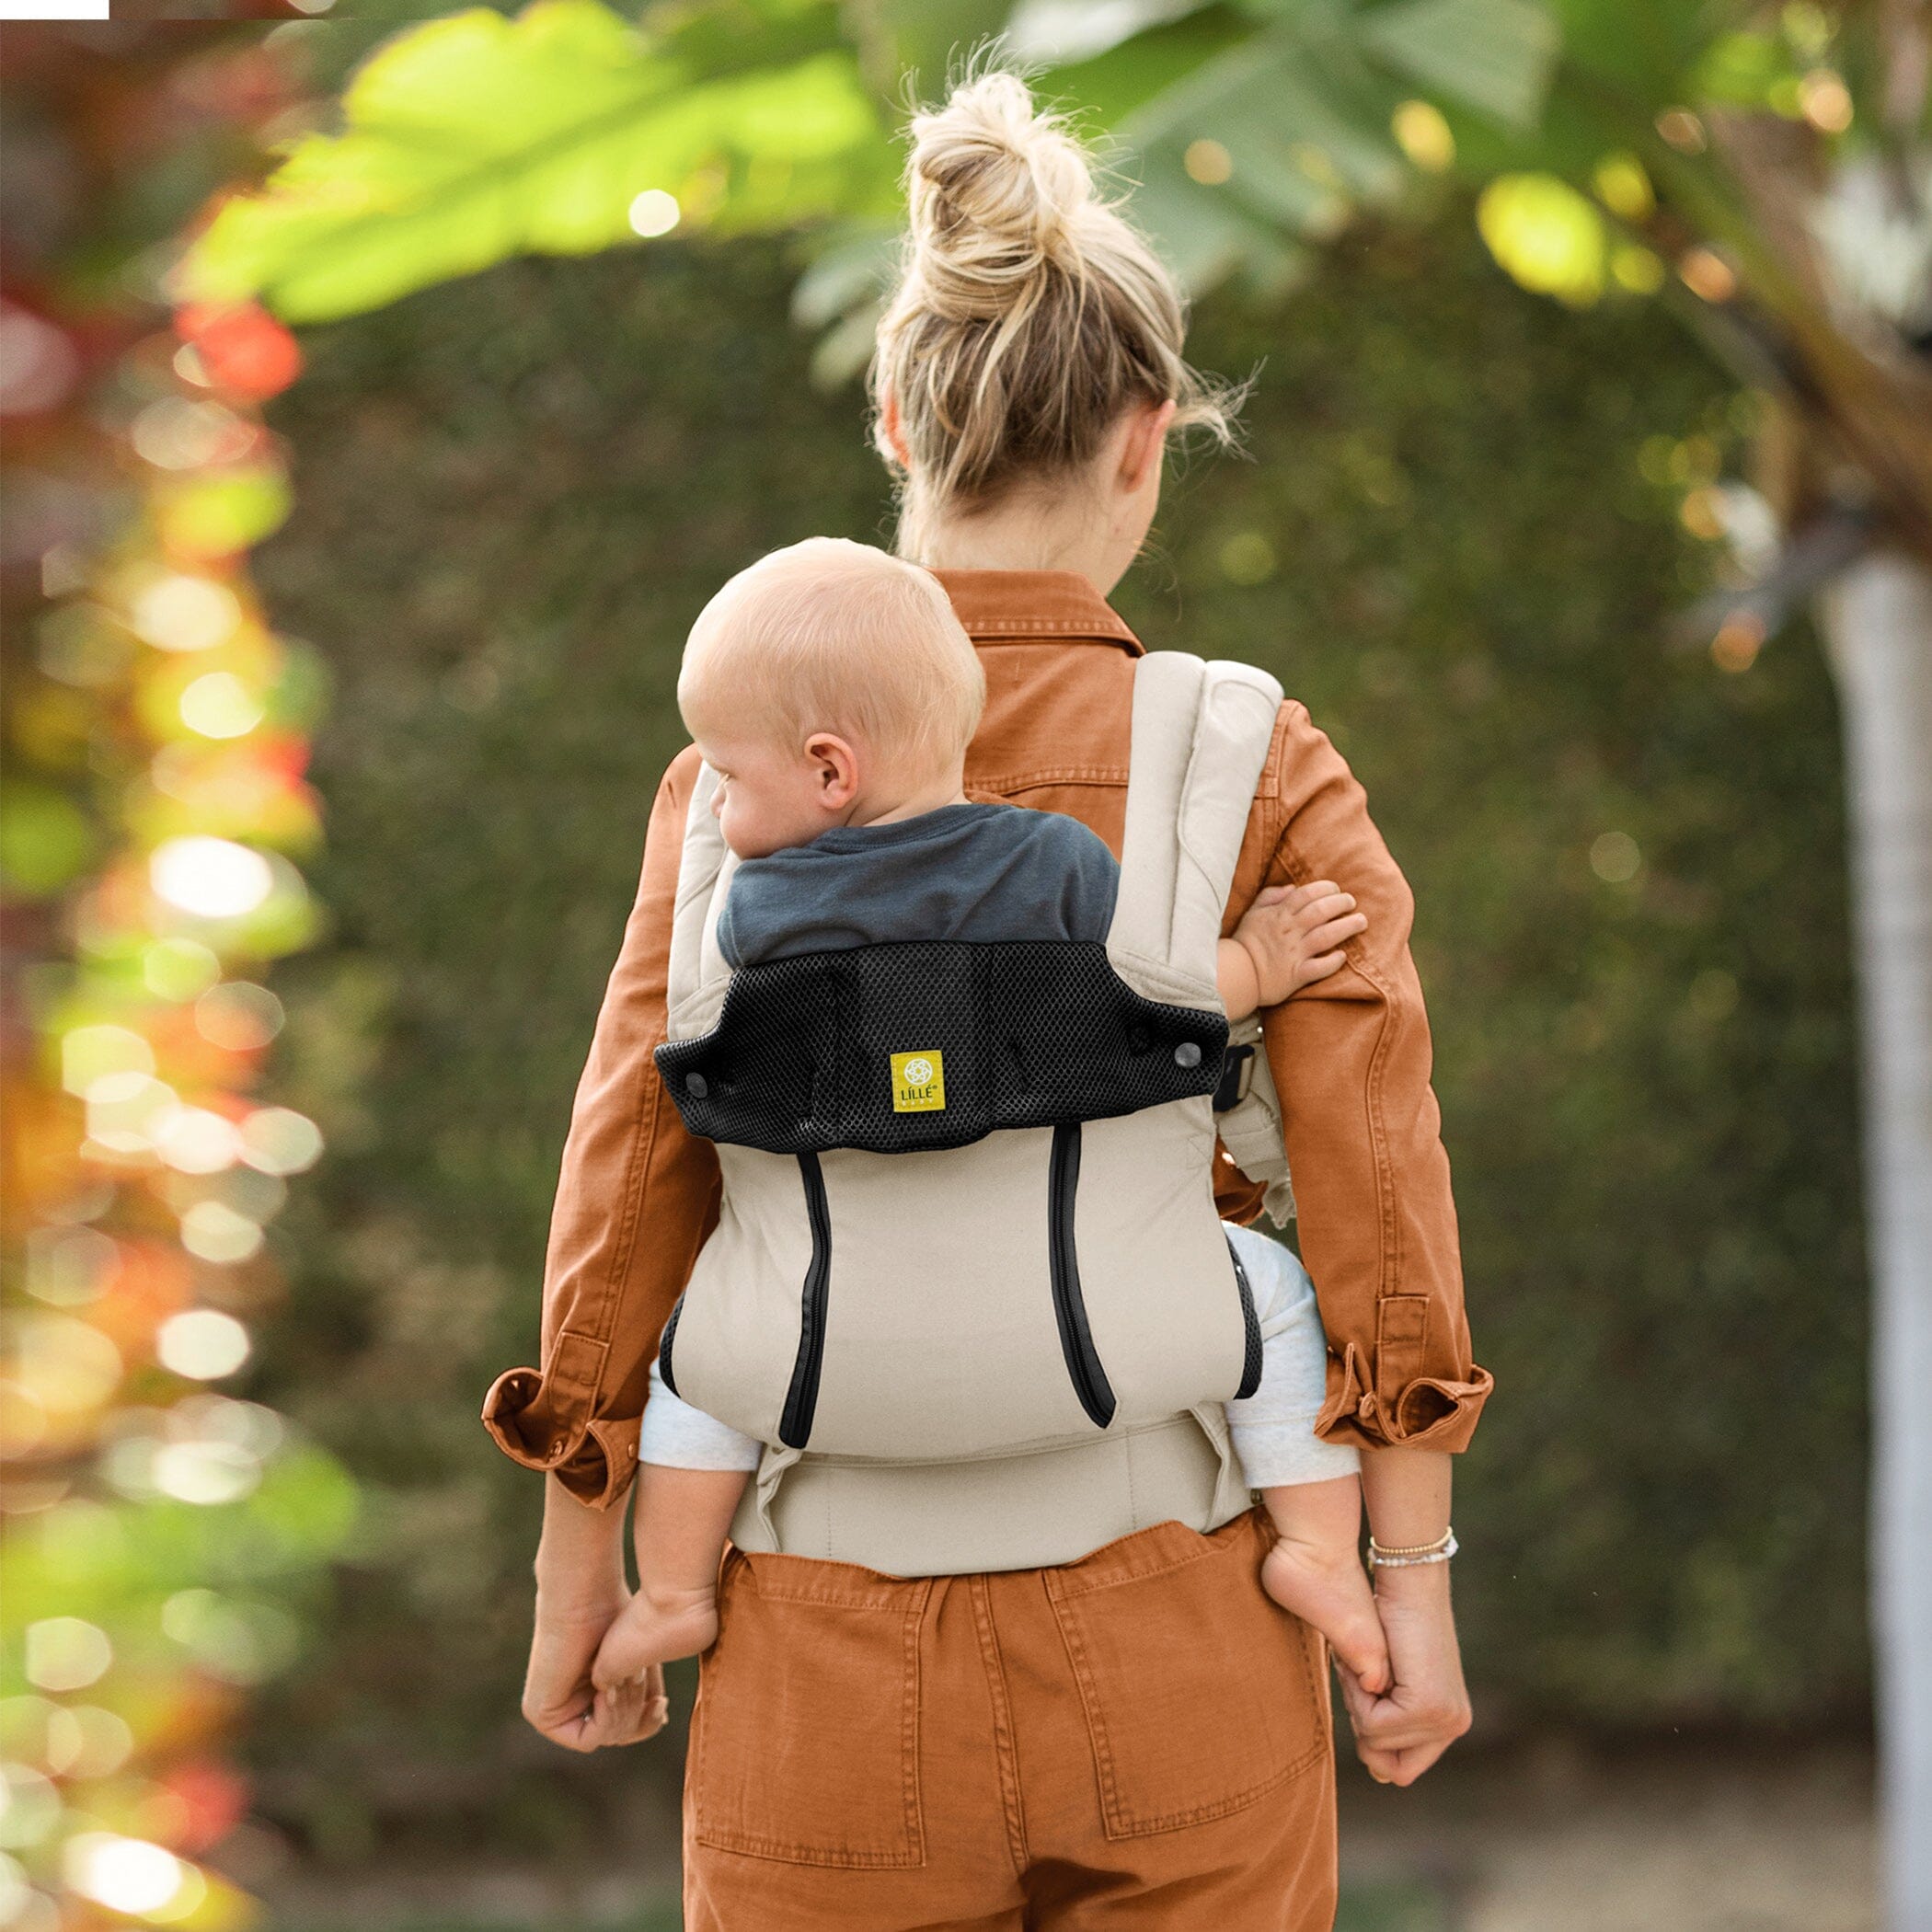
[1105,652,1284,1007]
[665,761,738,1042]
[1110,651,1297,1225]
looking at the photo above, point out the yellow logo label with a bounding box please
[891,1050,946,1112]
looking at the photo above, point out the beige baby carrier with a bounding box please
[655,653,1299,1574]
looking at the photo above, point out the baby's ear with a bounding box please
[805,731,862,807]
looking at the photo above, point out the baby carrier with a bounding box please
[655,652,1299,1573]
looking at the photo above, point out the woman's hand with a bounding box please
[521,1474,670,1753]
[1334,1562,1471,1786]
[523,1595,670,1752]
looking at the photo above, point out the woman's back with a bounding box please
[507,64,1484,1929]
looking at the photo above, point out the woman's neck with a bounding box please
[919,494,1135,596]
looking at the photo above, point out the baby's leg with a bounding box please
[593,1464,747,1684]
[1258,1477,1391,1694]
[1219,1223,1389,1690]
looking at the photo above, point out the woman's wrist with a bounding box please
[534,1473,629,1600]
[1359,1444,1452,1550]
[1369,1554,1453,1599]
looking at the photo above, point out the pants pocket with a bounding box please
[1045,1510,1328,1837]
[688,1547,929,1869]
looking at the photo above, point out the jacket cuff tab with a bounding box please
[1316,1344,1494,1454]
[481,1368,639,1509]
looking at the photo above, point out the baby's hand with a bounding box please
[592,1577,721,1684]
[1230,880,1366,1011]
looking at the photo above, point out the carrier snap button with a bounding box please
[684,1072,709,1098]
[1173,1041,1203,1069]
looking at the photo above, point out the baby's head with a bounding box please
[679,537,984,858]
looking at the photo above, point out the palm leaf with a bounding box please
[180,0,896,323]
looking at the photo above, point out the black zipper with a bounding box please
[1225,1236,1264,1400]
[657,1292,685,1399]
[1048,1123,1116,1429]
[777,1151,832,1449]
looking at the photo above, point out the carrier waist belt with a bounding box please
[729,1407,1255,1577]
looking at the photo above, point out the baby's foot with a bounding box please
[593,1584,719,1686]
[1261,1535,1391,1694]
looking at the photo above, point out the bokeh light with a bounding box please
[131,576,240,654]
[24,1621,112,1694]
[153,1438,262,1505]
[1592,153,1654,221]
[1183,139,1233,186]
[151,1105,243,1175]
[194,981,283,1051]
[1477,172,1606,305]
[1590,831,1643,882]
[131,398,254,471]
[156,1310,251,1381]
[149,836,274,918]
[22,1228,118,1308]
[236,1106,323,1176]
[14,1318,121,1421]
[179,671,265,739]
[627,189,680,236]
[60,1026,154,1097]
[1799,69,1852,132]
[0,1766,60,1851]
[178,1201,265,1264]
[143,937,223,1002]
[63,1834,183,1915]
[1391,100,1455,173]
[1678,246,1738,302]
[43,1707,134,1781]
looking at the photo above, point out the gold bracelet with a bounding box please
[1366,1528,1456,1568]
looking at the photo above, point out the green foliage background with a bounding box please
[246,213,1867,1855]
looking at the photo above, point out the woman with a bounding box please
[486,70,1492,1930]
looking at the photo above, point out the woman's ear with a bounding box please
[1116,397,1178,496]
[804,732,862,811]
[878,389,912,470]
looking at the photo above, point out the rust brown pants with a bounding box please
[682,1509,1338,1929]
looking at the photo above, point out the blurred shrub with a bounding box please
[247,216,1864,1852]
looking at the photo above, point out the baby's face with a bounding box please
[695,729,847,860]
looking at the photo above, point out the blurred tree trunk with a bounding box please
[1818,553,1932,1931]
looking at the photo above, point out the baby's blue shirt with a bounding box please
[719,802,1120,968]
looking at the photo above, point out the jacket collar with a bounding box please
[931,568,1144,655]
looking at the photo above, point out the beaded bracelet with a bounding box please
[1366,1528,1457,1568]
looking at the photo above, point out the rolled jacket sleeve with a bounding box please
[481,746,720,1507]
[1248,703,1493,1453]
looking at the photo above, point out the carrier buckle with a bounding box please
[1213,1042,1256,1113]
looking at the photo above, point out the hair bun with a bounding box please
[905,72,1095,315]
[874,63,1242,562]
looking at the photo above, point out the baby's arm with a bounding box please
[592,1364,761,1687]
[1216,880,1367,1020]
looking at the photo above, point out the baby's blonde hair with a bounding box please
[872,66,1242,562]
[679,537,984,777]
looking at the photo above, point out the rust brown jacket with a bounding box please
[484,569,1494,1508]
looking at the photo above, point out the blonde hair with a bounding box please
[679,537,985,777]
[871,66,1241,562]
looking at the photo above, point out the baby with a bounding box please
[593,538,1389,1695]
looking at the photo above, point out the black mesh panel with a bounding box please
[655,940,1228,1155]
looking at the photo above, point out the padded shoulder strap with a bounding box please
[1107,653,1284,1006]
[665,762,740,1041]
